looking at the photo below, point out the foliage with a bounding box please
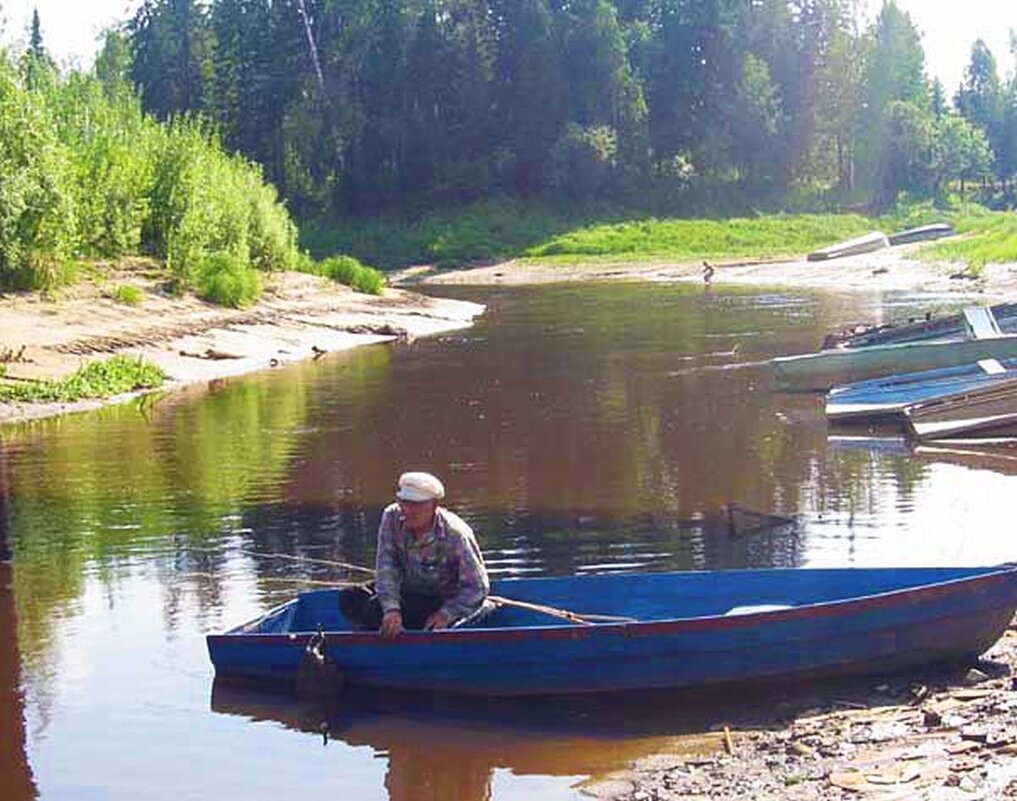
[0,58,77,289]
[195,250,263,308]
[8,0,1017,288]
[547,124,618,198]
[0,356,165,403]
[319,255,386,295]
[111,283,144,305]
[0,42,299,301]
[116,0,1017,219]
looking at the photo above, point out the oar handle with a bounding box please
[488,595,635,625]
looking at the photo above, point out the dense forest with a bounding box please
[2,0,1016,290]
[108,0,1017,218]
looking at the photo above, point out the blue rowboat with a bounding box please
[206,565,1017,696]
[826,358,1017,423]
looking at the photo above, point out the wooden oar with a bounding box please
[192,549,636,625]
[487,594,636,625]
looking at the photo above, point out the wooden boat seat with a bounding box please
[963,307,1002,340]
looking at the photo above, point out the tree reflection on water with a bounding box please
[1,443,36,801]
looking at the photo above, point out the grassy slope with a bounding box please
[919,213,1017,272]
[304,201,1011,272]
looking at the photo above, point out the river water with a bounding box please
[2,282,1016,801]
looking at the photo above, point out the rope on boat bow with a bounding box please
[296,623,345,697]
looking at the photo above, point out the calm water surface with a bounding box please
[2,282,1016,800]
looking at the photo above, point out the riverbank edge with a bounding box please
[393,243,1017,297]
[583,622,1017,801]
[3,247,1016,428]
[0,269,485,427]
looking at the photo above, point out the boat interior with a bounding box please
[241,566,1006,634]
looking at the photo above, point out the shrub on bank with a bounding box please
[319,255,386,295]
[0,51,299,300]
[49,71,155,257]
[196,251,263,308]
[0,59,78,289]
[146,120,297,288]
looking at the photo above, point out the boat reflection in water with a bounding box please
[209,680,770,801]
[828,434,1017,478]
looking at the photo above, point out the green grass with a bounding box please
[318,255,386,294]
[301,199,576,269]
[303,200,977,272]
[0,355,166,403]
[919,211,1017,274]
[111,283,144,305]
[524,214,878,263]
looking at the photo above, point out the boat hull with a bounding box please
[905,379,1017,440]
[822,302,1017,350]
[887,223,955,246]
[207,567,1017,696]
[825,359,1017,423]
[807,231,890,261]
[774,336,1017,391]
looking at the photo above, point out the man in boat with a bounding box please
[339,471,490,637]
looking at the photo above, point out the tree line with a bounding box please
[98,0,1015,219]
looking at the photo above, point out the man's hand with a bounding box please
[424,609,450,631]
[380,610,403,638]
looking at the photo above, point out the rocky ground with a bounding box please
[583,624,1017,801]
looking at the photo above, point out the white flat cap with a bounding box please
[396,471,445,502]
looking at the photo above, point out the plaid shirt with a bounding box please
[374,503,490,622]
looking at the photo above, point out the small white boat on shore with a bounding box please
[806,231,890,262]
[888,222,955,246]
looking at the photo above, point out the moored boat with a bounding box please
[821,302,1017,350]
[904,378,1017,441]
[807,231,890,262]
[775,333,1017,391]
[825,358,1017,424]
[887,222,955,246]
[207,565,1017,696]
[776,306,1017,390]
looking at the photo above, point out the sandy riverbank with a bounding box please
[394,243,1017,299]
[0,264,484,425]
